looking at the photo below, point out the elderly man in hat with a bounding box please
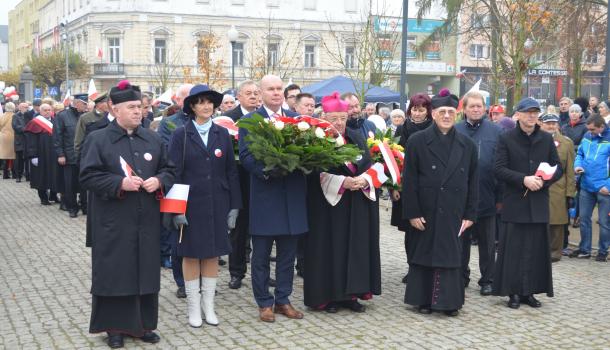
[54,93,88,217]
[402,89,479,317]
[80,80,175,348]
[538,113,576,262]
[493,97,562,309]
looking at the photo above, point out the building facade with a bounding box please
[7,0,44,71]
[0,26,8,72]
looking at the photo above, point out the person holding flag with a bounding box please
[402,89,479,317]
[79,80,175,348]
[303,91,381,314]
[493,97,562,309]
[167,84,241,328]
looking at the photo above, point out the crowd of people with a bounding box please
[0,75,608,349]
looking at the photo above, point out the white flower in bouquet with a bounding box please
[336,135,345,147]
[274,121,285,130]
[314,127,326,139]
[297,121,310,131]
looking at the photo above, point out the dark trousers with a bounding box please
[1,159,12,178]
[229,224,249,279]
[169,228,184,288]
[251,235,299,307]
[295,235,306,274]
[160,227,172,260]
[14,151,25,179]
[37,189,48,202]
[461,215,496,287]
[62,164,80,212]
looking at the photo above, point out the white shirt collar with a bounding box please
[107,113,115,122]
[240,105,251,116]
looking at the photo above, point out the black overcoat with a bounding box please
[53,107,81,164]
[80,121,175,296]
[494,123,562,223]
[168,121,241,259]
[402,124,479,268]
[24,118,60,192]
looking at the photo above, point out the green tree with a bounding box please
[0,69,21,87]
[27,49,89,96]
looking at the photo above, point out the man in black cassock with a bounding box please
[402,90,478,316]
[80,81,175,348]
[24,103,59,204]
[493,97,561,309]
[304,92,381,313]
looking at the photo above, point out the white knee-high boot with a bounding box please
[201,277,219,326]
[185,279,202,328]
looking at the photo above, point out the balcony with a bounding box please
[93,63,125,75]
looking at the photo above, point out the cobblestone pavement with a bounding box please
[1,179,609,350]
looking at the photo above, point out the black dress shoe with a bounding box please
[480,284,492,296]
[59,203,68,211]
[218,258,227,266]
[16,178,21,183]
[418,305,432,314]
[444,310,459,317]
[41,200,51,206]
[106,333,124,348]
[401,274,408,284]
[269,278,276,287]
[228,276,242,289]
[342,300,365,313]
[325,302,339,313]
[139,331,160,344]
[520,295,542,308]
[175,286,186,298]
[81,207,87,215]
[508,295,520,309]
[69,210,78,218]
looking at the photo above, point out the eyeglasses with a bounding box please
[436,109,456,117]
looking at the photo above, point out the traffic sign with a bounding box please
[48,86,59,96]
[34,88,42,98]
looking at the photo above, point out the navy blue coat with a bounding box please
[238,106,308,236]
[169,121,241,259]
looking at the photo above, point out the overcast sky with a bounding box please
[1,0,444,26]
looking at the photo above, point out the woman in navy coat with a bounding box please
[168,85,241,328]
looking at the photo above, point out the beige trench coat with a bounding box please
[0,112,16,159]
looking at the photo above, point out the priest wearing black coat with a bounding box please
[402,90,478,317]
[492,97,562,309]
[80,80,175,348]
[304,92,381,313]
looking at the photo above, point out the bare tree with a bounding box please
[321,1,401,103]
[147,48,183,93]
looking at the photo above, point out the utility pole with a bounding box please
[399,0,408,110]
[603,1,610,100]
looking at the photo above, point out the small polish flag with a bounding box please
[62,88,71,107]
[119,156,135,178]
[32,116,53,134]
[88,79,98,101]
[535,162,557,181]
[365,162,389,189]
[377,141,401,185]
[213,116,239,136]
[154,88,173,107]
[96,46,103,59]
[160,184,190,214]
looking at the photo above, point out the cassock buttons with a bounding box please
[207,175,211,180]
[432,165,437,170]
[137,169,142,174]
[134,152,139,157]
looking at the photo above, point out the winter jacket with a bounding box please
[561,119,588,150]
[574,128,610,193]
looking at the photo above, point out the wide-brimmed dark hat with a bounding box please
[183,84,223,115]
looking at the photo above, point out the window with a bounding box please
[268,43,278,68]
[470,13,488,29]
[469,44,488,59]
[584,49,598,64]
[345,46,355,69]
[267,0,279,7]
[154,39,167,64]
[304,45,316,68]
[406,36,416,58]
[534,51,548,63]
[108,37,121,63]
[233,42,244,67]
[304,0,316,10]
[345,0,357,13]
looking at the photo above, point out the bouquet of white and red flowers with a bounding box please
[237,113,362,175]
[366,129,404,190]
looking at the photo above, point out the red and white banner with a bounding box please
[88,79,98,101]
[376,140,401,185]
[119,156,134,178]
[213,116,239,136]
[365,162,389,189]
[32,116,53,134]
[160,184,190,214]
[535,162,557,180]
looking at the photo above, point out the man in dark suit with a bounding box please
[223,80,260,289]
[238,75,308,322]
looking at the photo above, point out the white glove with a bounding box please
[31,158,38,166]
[227,209,239,230]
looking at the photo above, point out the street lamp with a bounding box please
[524,38,534,98]
[61,22,69,95]
[227,25,239,91]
